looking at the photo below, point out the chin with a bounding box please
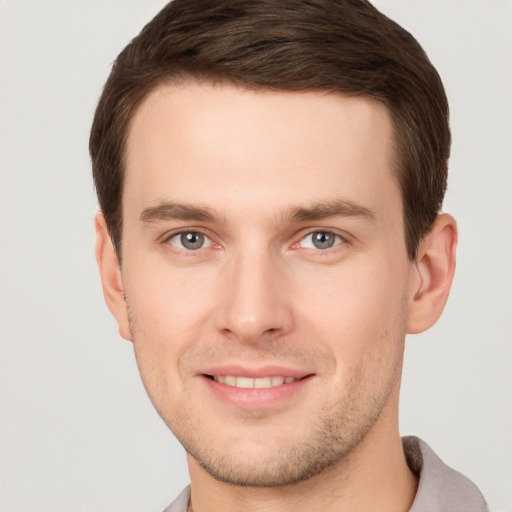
[191,445,343,487]
[179,417,371,488]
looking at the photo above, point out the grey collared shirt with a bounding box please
[163,436,488,512]
[404,436,488,512]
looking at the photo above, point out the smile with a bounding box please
[212,375,299,388]
[202,371,313,408]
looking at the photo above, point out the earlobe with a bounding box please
[94,212,132,341]
[407,213,458,334]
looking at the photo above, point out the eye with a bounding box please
[168,231,212,251]
[300,231,343,250]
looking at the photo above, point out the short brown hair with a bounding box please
[90,0,450,260]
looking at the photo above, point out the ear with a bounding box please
[94,212,132,341]
[407,213,458,334]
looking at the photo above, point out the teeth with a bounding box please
[271,376,285,386]
[212,375,298,389]
[224,375,236,386]
[254,377,272,388]
[236,376,255,388]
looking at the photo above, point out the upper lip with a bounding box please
[199,364,313,379]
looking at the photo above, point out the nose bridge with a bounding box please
[216,240,293,342]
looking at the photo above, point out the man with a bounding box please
[90,0,488,510]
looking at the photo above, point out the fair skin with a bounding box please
[96,82,457,512]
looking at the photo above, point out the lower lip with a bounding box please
[201,375,313,408]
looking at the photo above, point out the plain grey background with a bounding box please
[0,1,510,511]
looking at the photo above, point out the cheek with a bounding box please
[122,262,216,396]
[124,257,214,333]
[292,257,409,365]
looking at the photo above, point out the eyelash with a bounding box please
[162,229,348,255]
[297,230,345,251]
[164,230,215,253]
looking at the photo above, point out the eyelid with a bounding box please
[292,228,349,250]
[162,228,218,251]
[160,227,349,254]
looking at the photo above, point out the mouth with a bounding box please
[205,375,302,389]
[199,365,314,408]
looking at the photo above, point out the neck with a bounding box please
[186,401,417,512]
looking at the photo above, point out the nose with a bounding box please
[214,246,294,344]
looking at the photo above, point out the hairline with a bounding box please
[114,75,416,262]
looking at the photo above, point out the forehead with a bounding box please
[123,81,399,222]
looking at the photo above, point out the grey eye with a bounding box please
[301,231,342,250]
[169,231,211,250]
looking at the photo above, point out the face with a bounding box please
[115,82,419,486]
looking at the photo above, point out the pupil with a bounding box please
[181,232,203,250]
[313,232,334,249]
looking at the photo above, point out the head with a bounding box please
[92,0,456,489]
[90,0,450,262]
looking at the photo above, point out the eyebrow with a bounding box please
[140,202,219,223]
[284,199,375,222]
[139,198,375,225]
